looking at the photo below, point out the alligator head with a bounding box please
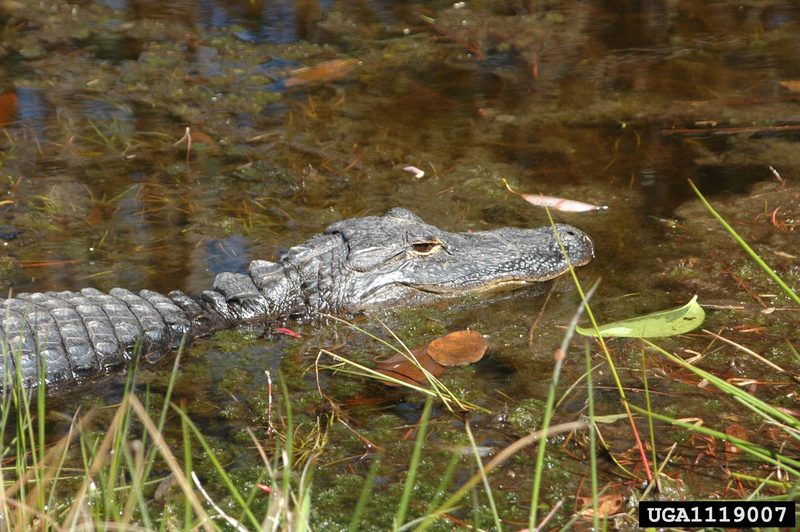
[325,208,594,311]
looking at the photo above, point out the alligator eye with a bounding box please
[410,241,442,255]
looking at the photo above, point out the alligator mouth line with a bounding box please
[411,277,546,295]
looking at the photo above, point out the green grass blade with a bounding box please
[529,279,599,529]
[425,451,459,514]
[546,208,654,484]
[348,455,383,532]
[182,404,194,530]
[629,405,800,475]
[171,405,261,530]
[465,421,502,531]
[140,334,188,491]
[395,396,433,529]
[644,340,800,432]
[280,377,294,511]
[689,179,800,306]
[296,457,316,532]
[640,346,658,476]
[586,344,599,532]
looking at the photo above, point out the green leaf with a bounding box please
[577,295,705,338]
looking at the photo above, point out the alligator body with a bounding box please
[0,208,594,389]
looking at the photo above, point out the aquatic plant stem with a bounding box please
[529,280,599,529]
[547,209,653,485]
[36,354,45,513]
[348,455,382,532]
[465,421,502,531]
[182,406,194,529]
[138,334,189,501]
[171,403,258,529]
[688,179,800,306]
[641,347,658,475]
[424,452,459,514]
[643,340,800,434]
[586,344,600,531]
[395,396,433,529]
[416,420,587,531]
[631,406,800,475]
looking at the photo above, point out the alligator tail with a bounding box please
[0,288,192,389]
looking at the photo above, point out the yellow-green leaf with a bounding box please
[577,295,705,338]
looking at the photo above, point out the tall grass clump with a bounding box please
[0,338,322,530]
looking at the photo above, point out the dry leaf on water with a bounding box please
[374,330,488,386]
[427,330,487,366]
[779,80,800,92]
[285,59,357,88]
[0,91,18,125]
[723,424,750,454]
[578,493,625,518]
[503,179,607,212]
[374,346,445,387]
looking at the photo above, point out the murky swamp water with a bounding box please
[0,0,799,528]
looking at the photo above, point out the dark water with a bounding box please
[1,0,799,526]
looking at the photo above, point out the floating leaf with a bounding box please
[779,80,800,92]
[576,295,705,338]
[285,59,357,88]
[503,179,607,212]
[189,130,215,145]
[0,91,18,125]
[374,346,445,387]
[403,165,425,178]
[578,493,624,519]
[724,423,750,455]
[427,330,487,366]
[274,327,301,338]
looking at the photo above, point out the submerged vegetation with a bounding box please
[0,0,798,529]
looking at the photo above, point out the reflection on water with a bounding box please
[0,0,795,338]
[96,0,339,43]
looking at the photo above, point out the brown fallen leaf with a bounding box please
[427,330,487,366]
[189,130,215,145]
[779,80,800,92]
[723,423,750,454]
[285,59,357,88]
[578,493,625,518]
[503,179,607,212]
[0,91,18,125]
[374,346,446,387]
[173,127,215,147]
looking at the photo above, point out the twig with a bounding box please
[528,282,555,346]
[192,471,248,532]
[702,329,800,384]
[173,126,192,163]
[534,499,562,531]
[663,124,800,136]
[265,370,275,438]
[768,165,785,185]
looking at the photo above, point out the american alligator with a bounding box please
[0,208,594,389]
